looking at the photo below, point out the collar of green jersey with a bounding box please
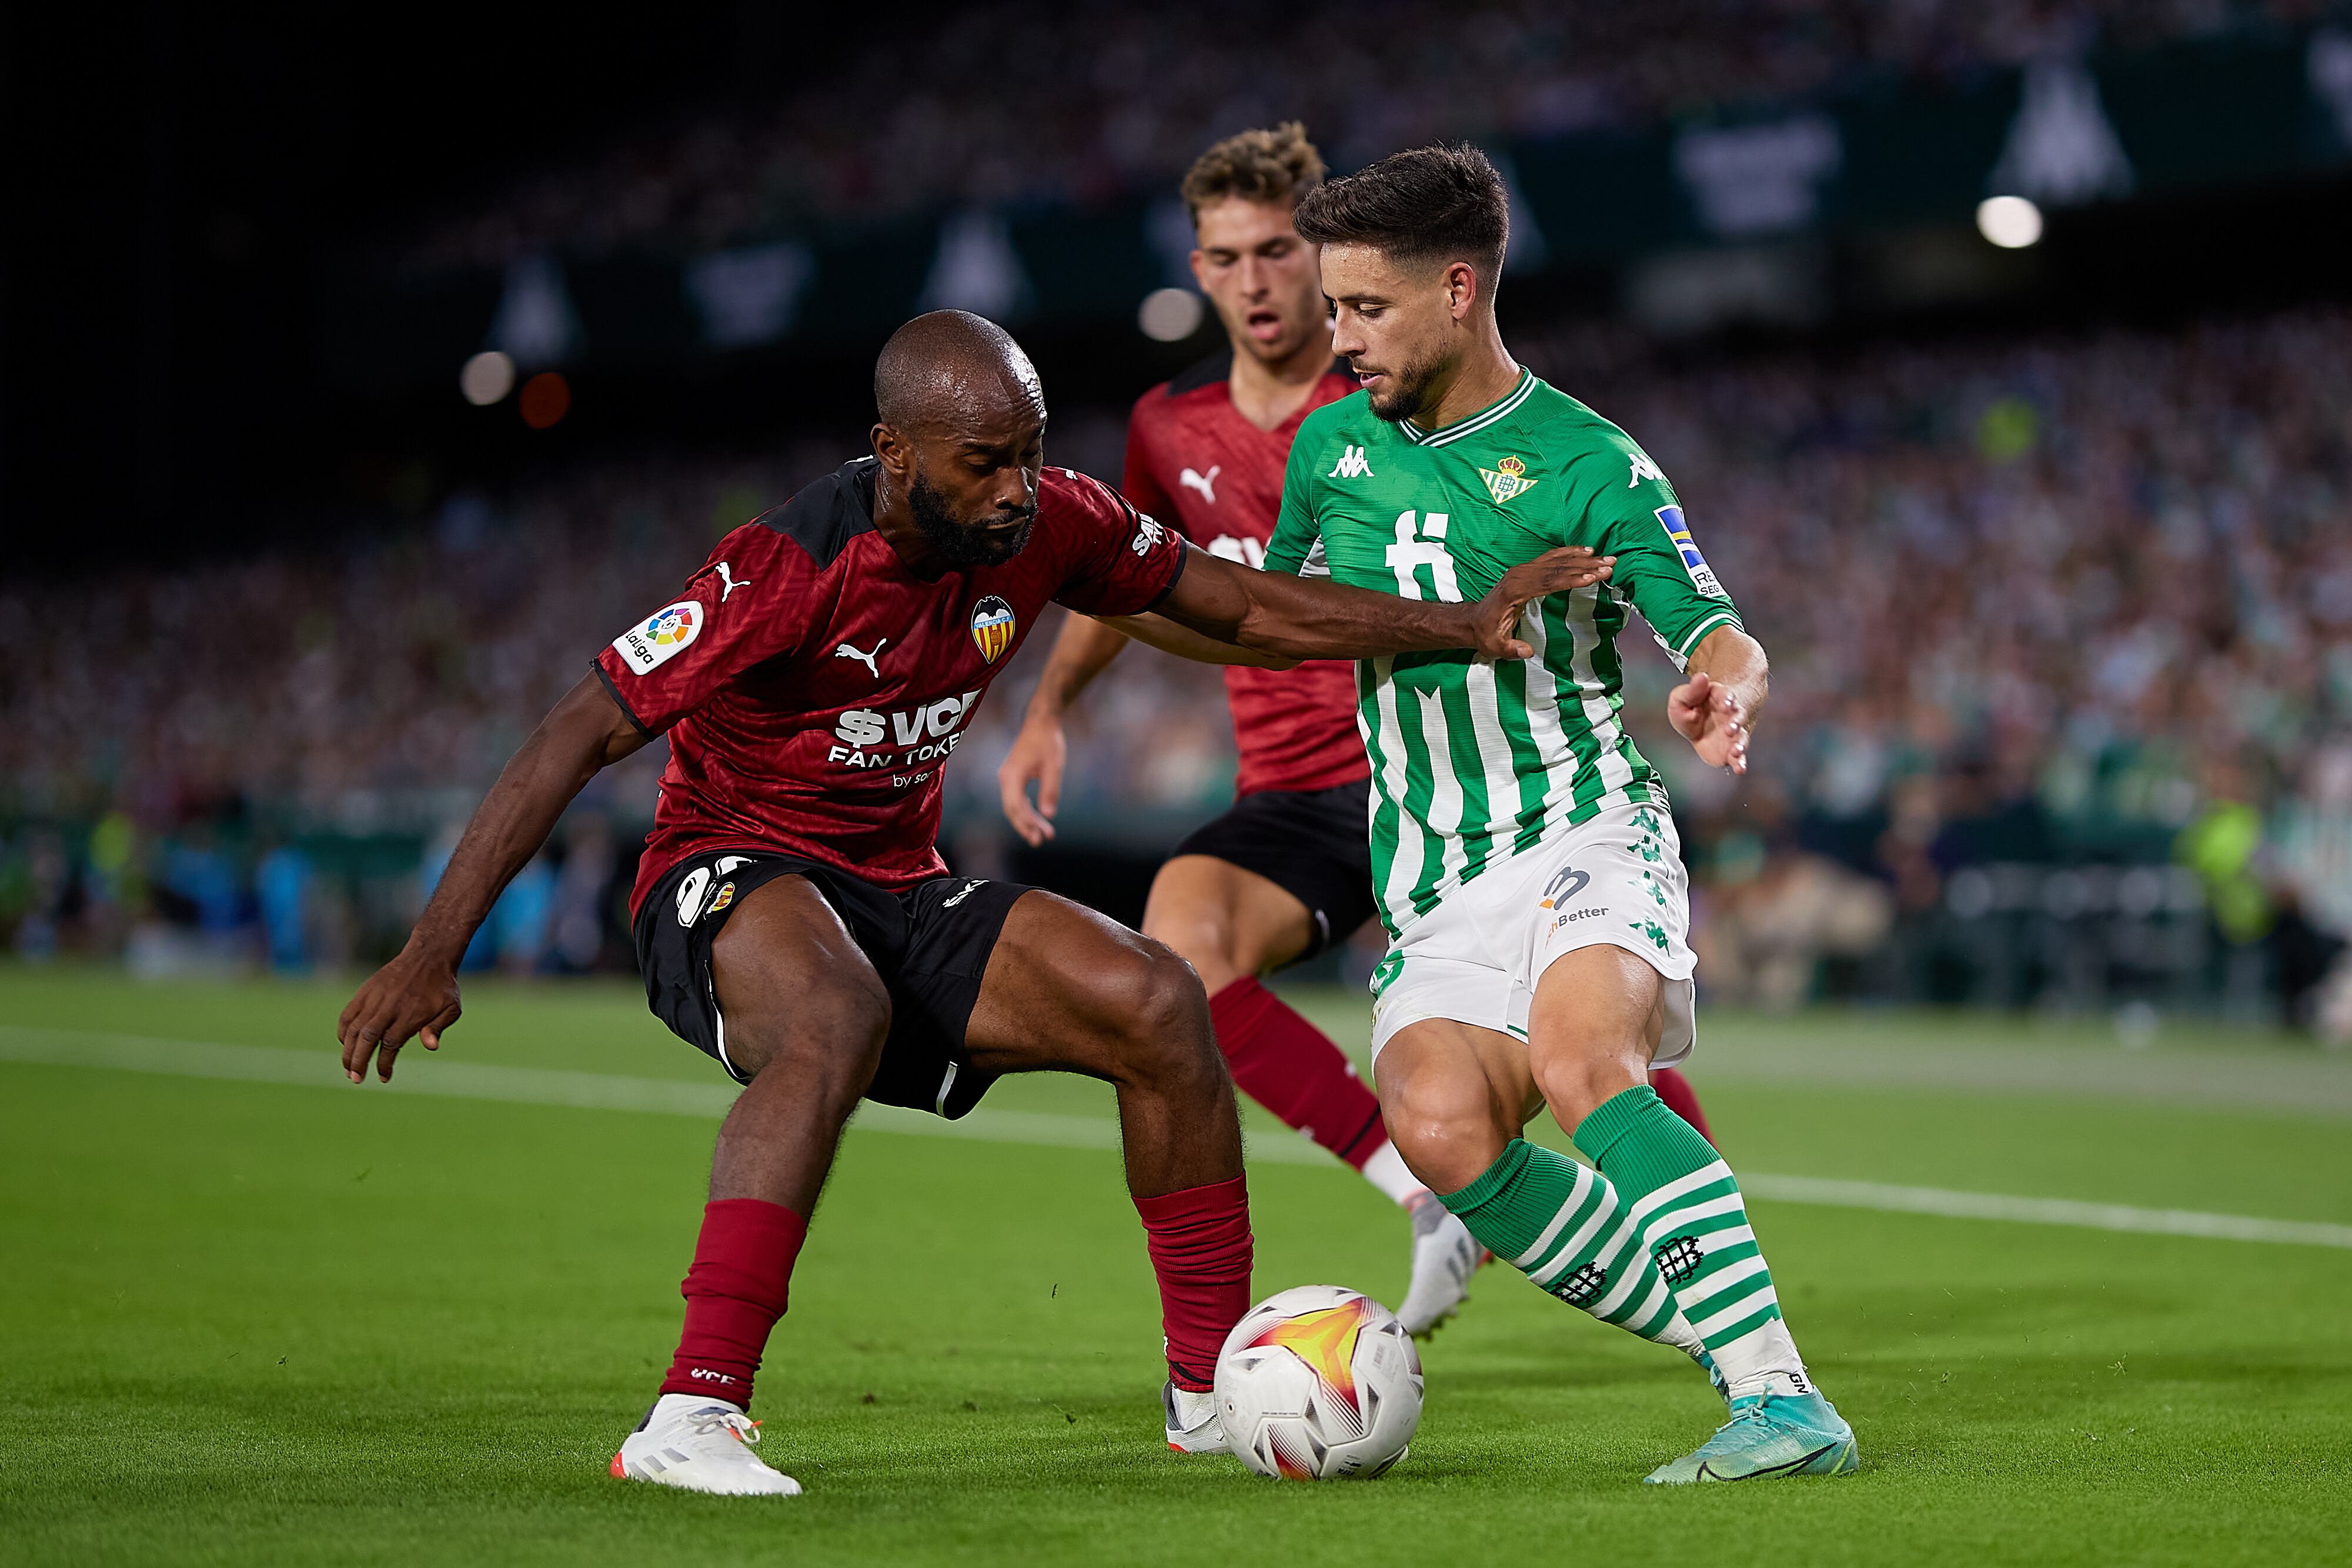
[1399,365,1536,447]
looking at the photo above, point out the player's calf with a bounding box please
[1378,1019,1712,1365]
[963,896,1253,1411]
[639,876,896,1467]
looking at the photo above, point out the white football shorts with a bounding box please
[1368,798,1697,1068]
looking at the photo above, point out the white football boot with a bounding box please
[1163,1380,1231,1454]
[612,1393,803,1496]
[1395,1198,1488,1338]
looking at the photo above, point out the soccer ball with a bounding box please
[1214,1285,1423,1480]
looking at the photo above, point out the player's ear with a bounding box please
[870,421,910,482]
[1445,260,1478,321]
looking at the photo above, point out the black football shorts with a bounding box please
[1168,777,1379,963]
[632,849,1030,1119]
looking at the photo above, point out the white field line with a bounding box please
[7,1026,2351,1251]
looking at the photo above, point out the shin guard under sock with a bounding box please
[658,1198,808,1409]
[1438,1139,1704,1360]
[1134,1175,1254,1392]
[1576,1085,1810,1400]
[1208,978,1387,1168]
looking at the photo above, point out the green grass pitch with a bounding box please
[4,965,2350,1566]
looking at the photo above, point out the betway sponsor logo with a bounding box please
[829,691,981,780]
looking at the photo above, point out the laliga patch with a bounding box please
[613,600,702,673]
[1655,506,1727,599]
[969,594,1017,665]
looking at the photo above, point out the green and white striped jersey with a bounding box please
[1264,367,1743,935]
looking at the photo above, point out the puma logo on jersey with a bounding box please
[1178,465,1220,504]
[716,561,753,601]
[834,638,887,678]
[1328,446,1374,479]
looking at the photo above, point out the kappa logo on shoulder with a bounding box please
[1328,445,1374,480]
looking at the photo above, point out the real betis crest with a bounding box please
[1479,454,1539,506]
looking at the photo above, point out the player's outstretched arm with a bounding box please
[1092,612,1301,670]
[1669,625,1769,775]
[336,674,647,1083]
[1154,542,1615,661]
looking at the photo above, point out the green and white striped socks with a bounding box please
[1575,1084,1810,1401]
[1436,1138,1708,1365]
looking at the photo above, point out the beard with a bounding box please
[1362,349,1444,424]
[909,470,1035,567]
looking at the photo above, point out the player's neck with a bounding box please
[1414,328,1521,432]
[1224,329,1333,433]
[868,470,953,579]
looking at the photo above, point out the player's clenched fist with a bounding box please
[1473,547,1615,661]
[337,951,463,1082]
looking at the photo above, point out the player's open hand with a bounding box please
[1474,547,1614,660]
[336,950,462,1083]
[997,717,1067,847]
[1670,670,1750,774]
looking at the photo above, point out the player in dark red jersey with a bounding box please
[999,126,1716,1339]
[335,310,1612,1495]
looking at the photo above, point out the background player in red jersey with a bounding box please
[335,310,1613,1496]
[999,126,1716,1339]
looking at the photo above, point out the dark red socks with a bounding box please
[657,1198,808,1409]
[1134,1175,1254,1392]
[1650,1066,1713,1144]
[1208,978,1388,1168]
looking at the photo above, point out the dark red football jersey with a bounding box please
[1124,353,1368,796]
[598,458,1185,911]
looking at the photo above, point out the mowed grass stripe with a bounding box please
[11,1024,2352,1252]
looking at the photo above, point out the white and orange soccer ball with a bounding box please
[1213,1285,1424,1480]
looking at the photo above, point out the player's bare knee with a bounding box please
[1381,1071,1500,1191]
[1528,1038,1643,1129]
[1140,910,1240,991]
[1104,942,1220,1088]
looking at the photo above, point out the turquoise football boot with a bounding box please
[1643,1392,1859,1484]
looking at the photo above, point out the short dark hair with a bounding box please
[1292,142,1509,291]
[1180,122,1326,224]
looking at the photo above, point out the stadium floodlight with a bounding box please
[1138,287,1205,342]
[460,350,517,405]
[1975,195,2044,249]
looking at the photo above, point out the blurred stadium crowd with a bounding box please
[7,306,2350,1027]
[401,0,2334,271]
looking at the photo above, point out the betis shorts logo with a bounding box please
[969,595,1017,664]
[1656,505,1727,599]
[1479,454,1539,506]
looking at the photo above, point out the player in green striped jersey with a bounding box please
[1270,145,1857,1483]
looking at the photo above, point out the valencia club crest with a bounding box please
[969,595,1017,664]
